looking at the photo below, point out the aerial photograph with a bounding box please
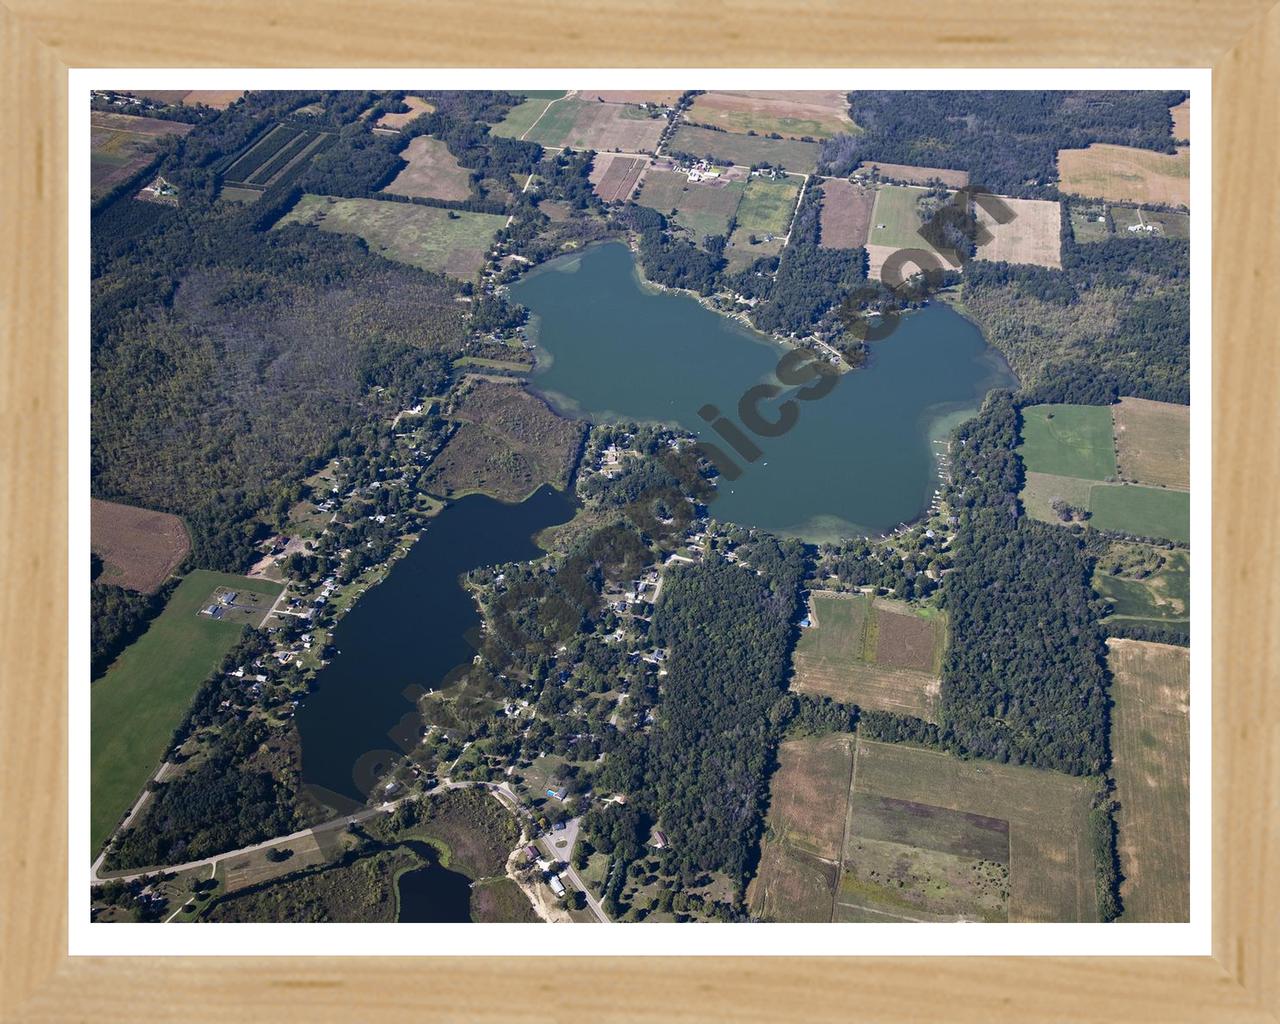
[88,87,1191,926]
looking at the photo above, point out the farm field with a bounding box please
[636,168,746,244]
[789,593,943,722]
[669,123,820,173]
[219,123,334,200]
[817,178,875,249]
[1057,143,1190,208]
[1089,484,1190,543]
[855,161,969,188]
[278,195,505,279]
[125,89,245,109]
[1170,99,1191,143]
[725,175,802,267]
[577,90,681,106]
[90,112,194,201]
[91,570,284,853]
[422,379,585,501]
[91,499,190,593]
[1093,544,1189,635]
[748,733,854,922]
[382,136,473,201]
[1107,639,1190,921]
[521,98,666,152]
[376,95,434,130]
[973,196,1062,269]
[1017,403,1118,481]
[751,735,1099,922]
[845,739,1099,922]
[590,153,649,203]
[489,93,566,140]
[1112,397,1190,489]
[864,185,951,274]
[685,90,855,140]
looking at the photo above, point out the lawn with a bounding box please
[1107,639,1190,921]
[278,195,505,280]
[1017,403,1118,481]
[91,570,283,854]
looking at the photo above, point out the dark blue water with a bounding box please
[295,486,575,810]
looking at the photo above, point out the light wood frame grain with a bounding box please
[2,3,1276,1019]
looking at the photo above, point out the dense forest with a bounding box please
[939,392,1111,775]
[90,573,173,680]
[820,91,1187,197]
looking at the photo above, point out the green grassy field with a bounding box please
[91,570,283,853]
[669,123,820,173]
[1088,483,1190,543]
[279,195,505,279]
[1093,544,1189,634]
[1070,207,1112,243]
[865,184,932,250]
[1017,404,1119,481]
[489,93,565,139]
[733,177,801,237]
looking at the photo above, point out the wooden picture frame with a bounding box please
[2,2,1276,1018]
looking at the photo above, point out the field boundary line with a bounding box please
[832,732,860,922]
[520,91,574,142]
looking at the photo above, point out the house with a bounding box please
[652,830,669,850]
[548,875,566,897]
[547,788,566,801]
[799,617,812,629]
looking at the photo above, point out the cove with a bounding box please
[510,241,1016,541]
[295,486,575,812]
[395,839,473,923]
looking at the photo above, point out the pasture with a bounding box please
[685,90,855,140]
[91,570,283,853]
[1017,404,1118,481]
[864,185,950,271]
[577,90,680,106]
[1069,205,1111,243]
[521,98,666,153]
[90,112,193,201]
[376,95,434,130]
[973,196,1062,269]
[489,93,565,140]
[669,123,820,173]
[789,593,943,722]
[1170,99,1191,143]
[1088,484,1190,543]
[856,161,969,189]
[1057,143,1190,208]
[383,136,473,201]
[1093,544,1189,635]
[279,195,505,279]
[591,153,649,203]
[817,178,875,249]
[636,168,746,243]
[1112,397,1190,489]
[724,175,801,266]
[1107,639,1190,922]
[846,739,1099,922]
[91,499,190,593]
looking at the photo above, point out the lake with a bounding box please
[511,241,1016,541]
[295,486,575,811]
[395,839,473,923]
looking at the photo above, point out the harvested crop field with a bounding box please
[383,136,473,201]
[973,196,1062,269]
[1107,639,1190,922]
[278,194,505,279]
[669,123,820,173]
[376,95,435,130]
[1057,143,1190,208]
[90,112,194,201]
[847,739,1099,922]
[856,161,969,189]
[789,593,942,722]
[1112,397,1190,489]
[124,90,245,109]
[686,90,855,140]
[817,178,874,249]
[523,98,666,153]
[91,499,190,593]
[636,168,746,243]
[590,153,648,202]
[1170,99,1190,143]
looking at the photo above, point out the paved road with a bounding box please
[538,817,609,922]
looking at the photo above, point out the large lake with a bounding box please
[511,241,1016,541]
[296,486,575,811]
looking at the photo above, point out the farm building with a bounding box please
[548,875,566,897]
